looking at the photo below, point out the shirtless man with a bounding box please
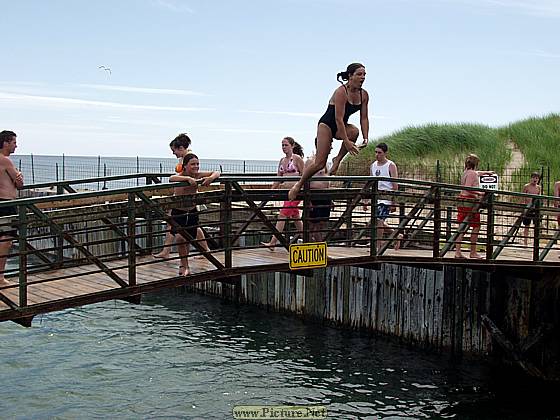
[0,131,24,287]
[455,154,494,259]
[521,172,541,246]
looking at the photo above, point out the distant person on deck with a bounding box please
[169,153,220,276]
[261,137,305,251]
[153,133,210,259]
[520,171,541,247]
[0,130,24,287]
[554,181,560,247]
[288,63,369,201]
[363,142,401,251]
[455,154,494,259]
[307,138,332,242]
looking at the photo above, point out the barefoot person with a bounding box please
[363,142,401,251]
[154,133,210,259]
[520,171,541,246]
[169,153,220,276]
[307,141,332,242]
[261,137,305,250]
[288,63,369,201]
[0,131,24,287]
[455,154,494,259]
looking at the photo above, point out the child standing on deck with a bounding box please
[521,172,541,246]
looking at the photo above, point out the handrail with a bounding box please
[2,174,560,321]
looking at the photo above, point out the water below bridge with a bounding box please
[0,291,558,419]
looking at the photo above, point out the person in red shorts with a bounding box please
[261,137,304,251]
[455,154,494,259]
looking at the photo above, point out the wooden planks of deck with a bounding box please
[1,245,559,323]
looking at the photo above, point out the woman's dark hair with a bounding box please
[182,152,199,167]
[337,62,365,84]
[284,136,304,158]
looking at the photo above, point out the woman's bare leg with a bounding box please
[154,227,174,258]
[176,236,190,275]
[261,219,286,250]
[469,226,482,259]
[330,124,359,175]
[288,125,332,201]
[193,227,211,259]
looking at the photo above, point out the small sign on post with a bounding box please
[289,242,327,270]
[479,174,499,191]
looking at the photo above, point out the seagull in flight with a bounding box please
[98,65,111,75]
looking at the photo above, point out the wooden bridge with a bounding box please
[2,173,560,326]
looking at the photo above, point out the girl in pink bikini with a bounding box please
[261,137,305,250]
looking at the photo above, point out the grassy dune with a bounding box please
[342,114,559,191]
[501,113,560,185]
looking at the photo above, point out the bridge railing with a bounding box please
[1,174,560,312]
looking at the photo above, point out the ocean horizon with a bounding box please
[11,154,278,188]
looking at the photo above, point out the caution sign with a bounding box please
[479,174,499,190]
[289,242,327,270]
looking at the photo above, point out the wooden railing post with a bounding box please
[127,193,136,286]
[486,192,494,260]
[446,206,452,240]
[533,198,541,262]
[18,205,27,308]
[345,181,352,247]
[433,186,441,259]
[370,180,378,257]
[303,181,310,243]
[224,181,232,268]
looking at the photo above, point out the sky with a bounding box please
[0,0,558,160]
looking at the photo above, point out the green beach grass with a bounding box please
[341,114,559,192]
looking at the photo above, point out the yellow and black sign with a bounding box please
[289,242,327,270]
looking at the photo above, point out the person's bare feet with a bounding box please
[153,250,170,259]
[0,278,10,288]
[394,234,403,250]
[288,182,302,201]
[469,253,483,259]
[454,253,466,259]
[178,265,191,276]
[261,241,276,252]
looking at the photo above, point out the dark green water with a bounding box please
[0,291,558,419]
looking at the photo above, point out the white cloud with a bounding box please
[238,109,390,120]
[208,128,288,134]
[151,0,194,14]
[0,92,213,112]
[450,0,560,17]
[77,83,208,96]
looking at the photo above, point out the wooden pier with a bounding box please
[1,173,560,379]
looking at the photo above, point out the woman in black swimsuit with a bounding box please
[288,63,369,201]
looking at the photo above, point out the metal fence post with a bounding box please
[31,154,35,184]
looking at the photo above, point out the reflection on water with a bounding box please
[0,291,558,419]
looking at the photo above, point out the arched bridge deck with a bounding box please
[2,173,560,325]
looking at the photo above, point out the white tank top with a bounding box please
[370,159,394,205]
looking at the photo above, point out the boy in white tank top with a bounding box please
[363,142,402,251]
